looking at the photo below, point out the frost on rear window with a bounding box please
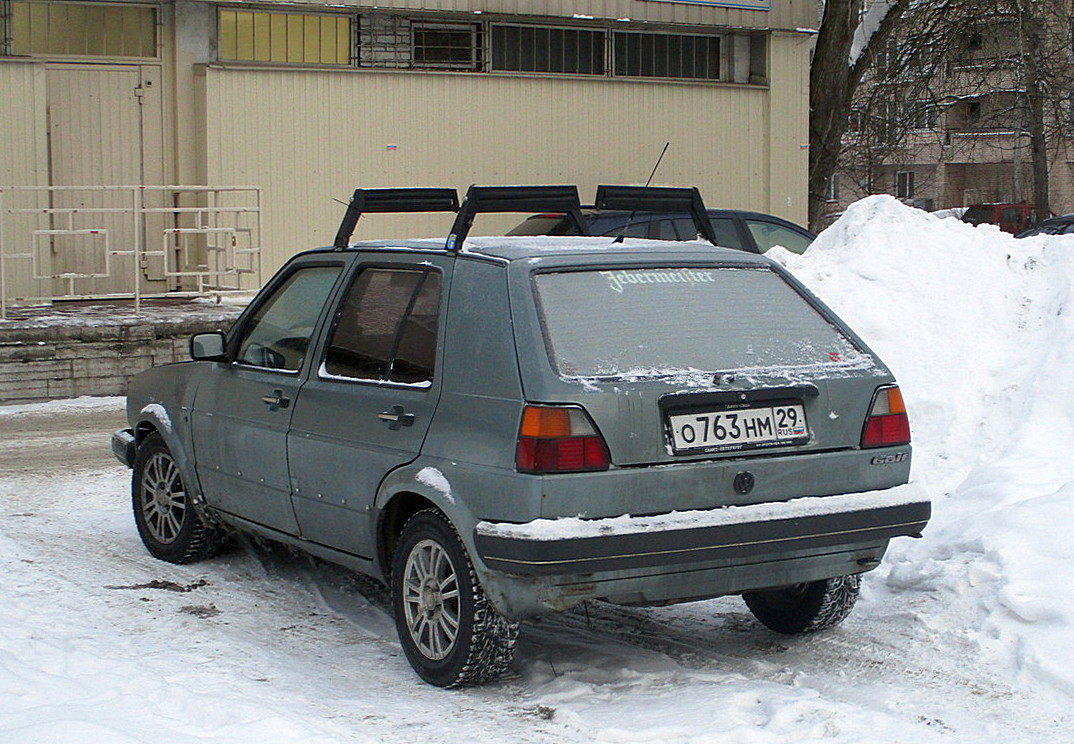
[532,267,873,380]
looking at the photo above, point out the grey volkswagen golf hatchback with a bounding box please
[113,186,929,687]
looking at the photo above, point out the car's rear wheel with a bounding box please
[391,509,518,687]
[132,432,224,564]
[743,574,861,635]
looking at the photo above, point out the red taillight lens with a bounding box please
[516,405,611,473]
[862,385,911,448]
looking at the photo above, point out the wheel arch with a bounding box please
[131,410,204,505]
[376,490,439,579]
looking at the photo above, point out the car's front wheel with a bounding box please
[391,509,518,687]
[132,432,224,564]
[743,574,861,635]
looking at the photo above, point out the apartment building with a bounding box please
[828,1,1074,221]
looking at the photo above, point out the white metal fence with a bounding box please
[0,185,263,318]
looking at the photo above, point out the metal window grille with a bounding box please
[491,25,605,75]
[412,22,479,70]
[613,31,720,80]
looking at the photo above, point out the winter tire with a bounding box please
[132,432,224,564]
[391,509,518,687]
[743,574,861,635]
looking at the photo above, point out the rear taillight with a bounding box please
[516,405,611,474]
[861,385,911,448]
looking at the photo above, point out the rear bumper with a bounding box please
[111,428,136,468]
[474,483,929,577]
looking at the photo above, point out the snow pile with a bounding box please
[774,195,1074,693]
[4,196,1074,742]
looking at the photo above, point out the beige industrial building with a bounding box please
[1,0,814,307]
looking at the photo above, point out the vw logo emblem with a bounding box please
[733,471,755,495]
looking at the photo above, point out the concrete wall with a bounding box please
[0,309,240,404]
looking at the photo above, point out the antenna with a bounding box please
[614,142,670,244]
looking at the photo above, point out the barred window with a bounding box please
[218,9,351,65]
[614,32,720,80]
[491,25,605,75]
[412,22,480,70]
[11,1,156,58]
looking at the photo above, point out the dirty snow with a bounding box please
[416,466,454,504]
[2,195,1074,741]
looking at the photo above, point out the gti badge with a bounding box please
[871,452,908,465]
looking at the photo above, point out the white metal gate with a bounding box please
[0,185,263,317]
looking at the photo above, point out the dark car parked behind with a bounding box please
[1016,214,1074,238]
[508,208,815,255]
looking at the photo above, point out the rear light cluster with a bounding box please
[861,385,911,448]
[516,405,611,474]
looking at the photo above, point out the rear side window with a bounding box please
[532,266,870,379]
[745,220,813,255]
[322,268,442,385]
[708,218,745,250]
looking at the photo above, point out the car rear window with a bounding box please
[532,266,871,379]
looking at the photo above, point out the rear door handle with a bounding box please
[378,405,415,430]
[261,389,290,412]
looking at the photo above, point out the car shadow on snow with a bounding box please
[218,535,807,687]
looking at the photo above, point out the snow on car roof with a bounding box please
[347,235,758,264]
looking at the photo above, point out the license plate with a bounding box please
[668,403,808,453]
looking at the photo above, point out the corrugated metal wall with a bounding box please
[197,0,812,32]
[205,64,807,272]
[0,61,49,302]
[0,62,48,186]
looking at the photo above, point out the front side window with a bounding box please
[323,268,442,385]
[533,267,868,379]
[236,266,342,372]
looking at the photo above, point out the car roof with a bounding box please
[340,235,768,266]
[583,208,814,231]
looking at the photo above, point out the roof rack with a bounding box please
[447,185,587,252]
[594,185,719,245]
[333,187,460,250]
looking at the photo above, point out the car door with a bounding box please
[190,261,345,534]
[287,255,450,558]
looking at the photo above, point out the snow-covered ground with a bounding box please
[2,196,1073,742]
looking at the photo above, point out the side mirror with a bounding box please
[190,332,227,361]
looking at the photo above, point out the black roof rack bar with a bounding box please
[333,187,460,250]
[594,185,720,246]
[447,185,587,251]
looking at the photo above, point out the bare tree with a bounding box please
[835,0,1074,216]
[809,0,910,230]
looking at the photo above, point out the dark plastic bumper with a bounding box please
[111,428,136,469]
[474,486,930,577]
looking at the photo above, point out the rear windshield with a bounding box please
[532,266,872,379]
